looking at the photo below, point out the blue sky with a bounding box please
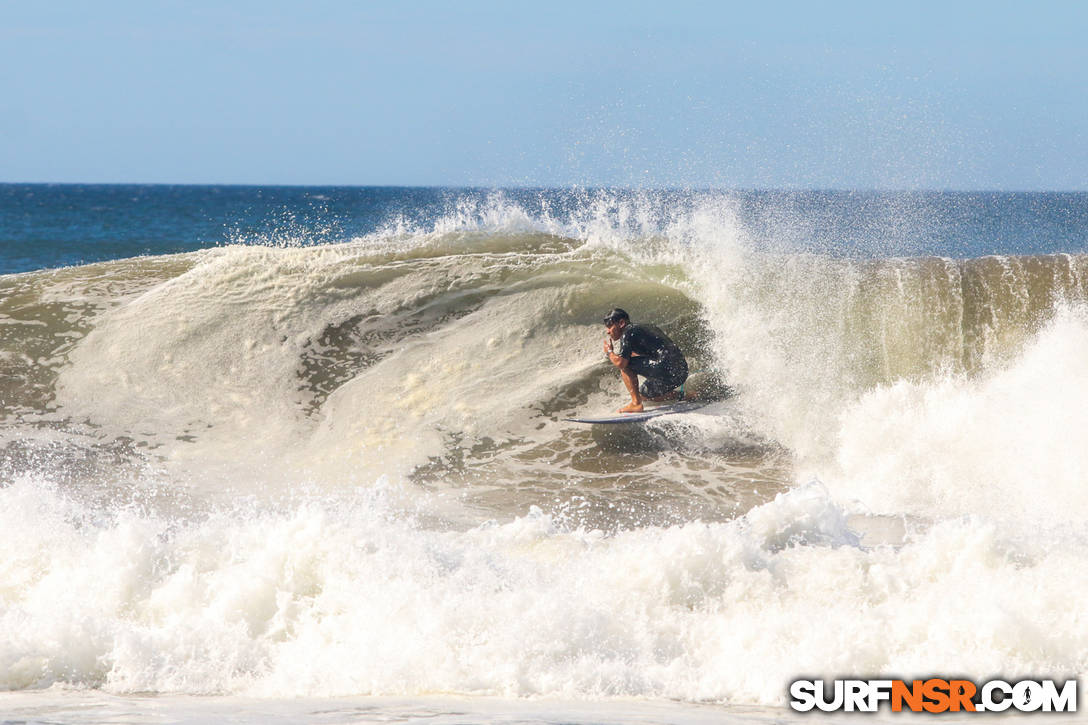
[2,1,1086,189]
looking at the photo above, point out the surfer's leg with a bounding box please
[630,357,685,402]
[642,376,687,402]
[639,375,676,402]
[618,367,643,413]
[640,355,688,402]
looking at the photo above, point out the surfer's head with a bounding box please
[603,308,628,326]
[603,308,629,339]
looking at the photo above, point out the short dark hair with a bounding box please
[603,308,629,325]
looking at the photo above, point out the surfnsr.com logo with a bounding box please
[789,679,1077,713]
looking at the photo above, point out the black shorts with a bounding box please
[628,354,688,399]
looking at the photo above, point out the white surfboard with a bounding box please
[564,400,711,424]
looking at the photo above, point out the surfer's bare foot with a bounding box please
[618,402,644,413]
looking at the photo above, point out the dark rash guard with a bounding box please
[617,323,688,397]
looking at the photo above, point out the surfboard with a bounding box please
[564,400,711,424]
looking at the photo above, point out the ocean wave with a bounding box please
[3,193,1088,703]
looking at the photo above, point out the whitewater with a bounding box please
[2,188,1087,723]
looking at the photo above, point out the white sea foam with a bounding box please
[832,304,1088,523]
[2,476,1085,704]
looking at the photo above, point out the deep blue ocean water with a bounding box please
[4,184,1088,274]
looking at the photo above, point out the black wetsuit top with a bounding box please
[617,323,688,396]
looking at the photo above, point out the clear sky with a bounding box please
[2,1,1086,189]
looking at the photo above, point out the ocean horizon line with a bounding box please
[3,181,1088,195]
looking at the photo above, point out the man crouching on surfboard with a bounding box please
[603,308,689,413]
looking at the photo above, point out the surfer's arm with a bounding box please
[610,352,630,369]
[604,338,629,368]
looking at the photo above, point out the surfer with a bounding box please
[603,308,688,413]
